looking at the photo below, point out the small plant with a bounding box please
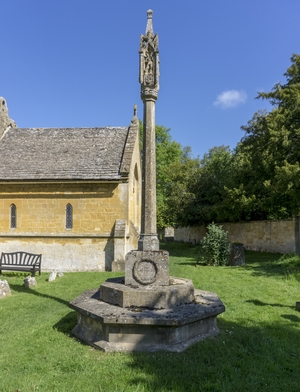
[197,222,230,266]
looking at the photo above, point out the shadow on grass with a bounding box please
[281,314,300,322]
[53,311,78,335]
[243,250,300,278]
[125,318,299,391]
[8,283,70,306]
[245,299,295,309]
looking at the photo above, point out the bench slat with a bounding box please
[0,252,42,276]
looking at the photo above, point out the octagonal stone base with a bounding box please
[69,286,225,353]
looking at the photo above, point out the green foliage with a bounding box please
[139,120,200,228]
[197,222,230,266]
[233,54,300,219]
[138,54,300,227]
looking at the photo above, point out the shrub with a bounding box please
[197,223,230,266]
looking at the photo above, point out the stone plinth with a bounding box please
[99,276,194,309]
[125,250,169,287]
[138,234,160,251]
[70,288,225,353]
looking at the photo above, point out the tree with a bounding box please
[236,54,300,219]
[163,145,239,227]
[160,150,200,227]
[139,121,199,229]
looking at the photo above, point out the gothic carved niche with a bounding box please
[139,32,159,92]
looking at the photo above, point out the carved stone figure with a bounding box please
[139,10,160,99]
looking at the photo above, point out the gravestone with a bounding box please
[0,280,11,298]
[48,271,57,282]
[230,243,245,266]
[24,276,36,288]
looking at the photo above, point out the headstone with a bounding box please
[24,276,36,288]
[48,271,57,282]
[230,243,245,266]
[0,280,11,298]
[163,227,175,242]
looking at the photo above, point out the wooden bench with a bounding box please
[0,252,42,277]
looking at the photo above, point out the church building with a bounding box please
[0,97,141,271]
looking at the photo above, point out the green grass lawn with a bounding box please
[0,243,299,392]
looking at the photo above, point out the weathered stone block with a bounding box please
[125,250,169,287]
[48,271,57,282]
[138,234,160,251]
[0,280,11,298]
[99,276,194,309]
[24,276,36,288]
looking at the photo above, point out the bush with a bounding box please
[197,223,230,266]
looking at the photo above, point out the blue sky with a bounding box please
[1,1,299,158]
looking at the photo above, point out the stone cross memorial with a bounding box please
[125,10,169,288]
[70,10,225,352]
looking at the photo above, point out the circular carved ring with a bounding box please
[133,259,157,285]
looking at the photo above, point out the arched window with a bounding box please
[66,203,73,229]
[10,204,16,228]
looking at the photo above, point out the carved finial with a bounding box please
[0,97,17,138]
[146,10,154,35]
[0,97,8,115]
[131,104,139,126]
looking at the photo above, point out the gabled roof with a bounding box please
[0,124,138,181]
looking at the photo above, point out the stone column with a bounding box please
[138,9,160,252]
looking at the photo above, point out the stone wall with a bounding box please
[0,182,140,271]
[0,182,127,234]
[175,219,297,254]
[0,236,114,271]
[175,226,206,245]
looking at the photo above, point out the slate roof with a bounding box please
[0,126,133,181]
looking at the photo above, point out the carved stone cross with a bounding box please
[138,9,160,252]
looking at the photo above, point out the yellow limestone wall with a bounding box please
[175,219,296,254]
[0,182,135,271]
